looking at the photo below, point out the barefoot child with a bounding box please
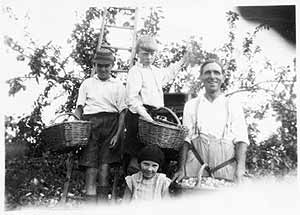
[123,145,171,201]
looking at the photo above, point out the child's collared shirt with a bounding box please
[125,171,171,201]
[76,75,127,114]
[125,62,181,117]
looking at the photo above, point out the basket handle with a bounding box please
[155,106,181,126]
[196,163,211,186]
[52,112,80,124]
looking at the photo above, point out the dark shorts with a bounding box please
[79,112,122,168]
[123,105,157,157]
[123,110,141,157]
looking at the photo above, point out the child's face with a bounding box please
[137,48,155,67]
[95,63,112,81]
[140,160,159,179]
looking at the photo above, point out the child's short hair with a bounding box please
[138,145,165,166]
[135,35,158,53]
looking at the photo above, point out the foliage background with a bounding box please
[3,5,297,210]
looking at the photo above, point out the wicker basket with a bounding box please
[170,164,234,195]
[41,113,91,152]
[138,107,188,150]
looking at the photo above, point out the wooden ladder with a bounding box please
[91,6,139,76]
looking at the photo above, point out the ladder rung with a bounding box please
[105,24,134,30]
[109,7,135,11]
[101,45,132,51]
[112,69,128,73]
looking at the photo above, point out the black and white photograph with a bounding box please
[1,0,298,214]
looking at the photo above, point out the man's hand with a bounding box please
[172,168,186,183]
[234,141,247,184]
[109,134,119,150]
[234,164,245,183]
[172,141,189,183]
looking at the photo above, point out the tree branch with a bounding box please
[226,78,295,97]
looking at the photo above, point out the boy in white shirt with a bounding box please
[124,35,188,175]
[74,48,127,203]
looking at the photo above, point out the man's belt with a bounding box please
[189,142,236,176]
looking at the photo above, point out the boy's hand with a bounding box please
[179,52,190,69]
[141,113,154,122]
[73,112,81,120]
[109,135,119,149]
[74,106,83,120]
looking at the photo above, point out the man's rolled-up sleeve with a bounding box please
[230,99,249,145]
[182,100,196,144]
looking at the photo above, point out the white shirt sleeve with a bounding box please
[229,98,249,145]
[182,99,196,143]
[116,84,127,112]
[125,66,149,117]
[76,80,87,107]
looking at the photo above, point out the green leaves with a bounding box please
[5,154,86,209]
[6,78,26,96]
[138,7,164,36]
[226,11,239,28]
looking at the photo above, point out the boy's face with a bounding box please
[95,63,113,81]
[137,48,155,67]
[140,160,159,179]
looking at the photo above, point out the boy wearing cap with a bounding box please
[74,48,127,203]
[124,35,188,174]
[123,145,171,201]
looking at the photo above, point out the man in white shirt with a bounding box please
[74,48,127,202]
[124,36,188,175]
[172,59,249,183]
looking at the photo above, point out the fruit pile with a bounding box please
[179,177,198,188]
[178,177,234,190]
[199,177,234,189]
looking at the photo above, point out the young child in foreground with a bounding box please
[123,145,171,201]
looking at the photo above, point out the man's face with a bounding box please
[140,160,159,179]
[95,63,112,81]
[137,48,155,67]
[200,62,224,94]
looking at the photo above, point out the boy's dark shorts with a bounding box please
[79,112,122,168]
[123,105,158,157]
